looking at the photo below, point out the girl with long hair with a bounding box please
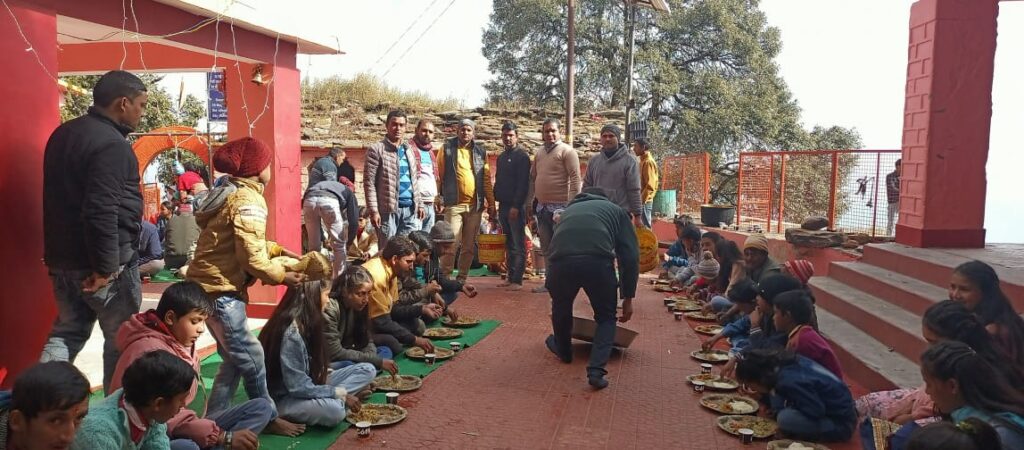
[700,239,747,313]
[906,417,1003,450]
[949,260,1024,370]
[857,300,1024,425]
[735,348,856,442]
[914,341,1024,449]
[259,280,377,426]
[324,266,400,375]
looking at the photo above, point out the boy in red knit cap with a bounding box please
[186,137,307,437]
[783,260,814,287]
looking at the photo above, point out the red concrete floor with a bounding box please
[329,273,866,450]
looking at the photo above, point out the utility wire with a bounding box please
[381,0,457,79]
[368,0,441,72]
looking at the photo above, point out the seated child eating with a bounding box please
[110,281,272,450]
[0,361,90,450]
[905,418,1002,450]
[72,350,196,450]
[324,266,400,376]
[259,280,377,427]
[701,279,758,354]
[681,251,720,300]
[893,341,1024,449]
[772,290,844,379]
[736,348,857,443]
[660,219,700,279]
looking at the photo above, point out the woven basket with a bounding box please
[477,234,506,264]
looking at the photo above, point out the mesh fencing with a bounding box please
[736,150,901,237]
[660,153,710,217]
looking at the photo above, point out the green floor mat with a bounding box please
[93,320,500,449]
[453,266,499,278]
[149,268,181,283]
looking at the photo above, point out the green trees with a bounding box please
[60,74,207,187]
[482,0,863,218]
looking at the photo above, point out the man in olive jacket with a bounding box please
[544,187,639,389]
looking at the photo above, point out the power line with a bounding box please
[380,0,457,79]
[368,0,441,72]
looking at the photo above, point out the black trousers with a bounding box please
[546,255,618,377]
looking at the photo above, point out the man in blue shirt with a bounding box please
[138,219,164,277]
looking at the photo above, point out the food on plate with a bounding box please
[405,347,455,359]
[690,349,731,362]
[422,327,463,339]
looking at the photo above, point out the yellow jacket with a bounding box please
[364,256,398,319]
[639,152,660,203]
[186,177,286,298]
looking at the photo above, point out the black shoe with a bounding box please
[545,335,572,363]
[588,375,609,389]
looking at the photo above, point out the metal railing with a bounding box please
[736,150,902,237]
[660,153,711,216]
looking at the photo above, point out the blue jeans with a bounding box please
[641,201,653,228]
[205,295,276,418]
[441,290,458,306]
[418,202,436,232]
[498,204,526,284]
[378,205,419,249]
[275,363,376,426]
[547,256,619,378]
[41,260,142,393]
[169,398,275,450]
[329,346,394,370]
[777,408,855,443]
[709,295,733,313]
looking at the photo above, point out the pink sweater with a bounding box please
[111,311,220,447]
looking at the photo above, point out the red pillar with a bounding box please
[0,0,58,387]
[224,55,301,310]
[896,0,998,248]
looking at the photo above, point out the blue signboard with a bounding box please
[207,71,227,122]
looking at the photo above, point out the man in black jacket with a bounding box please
[493,121,531,291]
[40,70,147,393]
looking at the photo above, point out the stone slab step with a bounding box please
[863,243,1024,311]
[829,261,947,316]
[815,307,923,392]
[810,277,927,361]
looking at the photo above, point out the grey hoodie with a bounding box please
[583,143,642,215]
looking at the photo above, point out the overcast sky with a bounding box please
[161,0,1023,242]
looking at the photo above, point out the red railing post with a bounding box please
[778,154,787,234]
[736,153,744,227]
[827,152,839,231]
[767,154,775,232]
[871,152,882,237]
[702,153,710,204]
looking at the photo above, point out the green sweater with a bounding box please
[70,389,170,450]
[547,193,640,299]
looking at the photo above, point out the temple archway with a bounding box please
[133,125,211,177]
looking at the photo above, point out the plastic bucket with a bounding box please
[653,189,677,218]
[635,226,659,273]
[477,234,506,264]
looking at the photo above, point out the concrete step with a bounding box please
[815,307,922,392]
[863,243,1024,310]
[809,277,927,361]
[829,261,947,316]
